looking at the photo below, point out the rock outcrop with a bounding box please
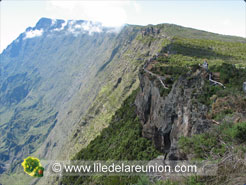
[141,27,160,37]
[135,68,212,160]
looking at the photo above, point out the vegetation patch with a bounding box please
[179,122,246,159]
[197,63,246,106]
[178,122,246,184]
[62,89,161,185]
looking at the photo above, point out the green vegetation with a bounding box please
[152,66,188,80]
[74,89,160,161]
[134,175,204,185]
[210,63,246,88]
[152,36,246,69]
[179,122,246,160]
[170,37,246,61]
[197,63,246,112]
[155,24,246,43]
[178,122,246,184]
[232,122,246,143]
[136,34,158,45]
[146,36,246,100]
[62,89,161,185]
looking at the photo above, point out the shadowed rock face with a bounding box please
[135,69,212,159]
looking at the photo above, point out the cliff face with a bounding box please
[135,68,212,159]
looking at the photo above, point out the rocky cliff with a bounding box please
[135,64,212,160]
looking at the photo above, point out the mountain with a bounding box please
[0,17,246,185]
[0,17,139,184]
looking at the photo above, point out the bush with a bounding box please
[179,122,246,161]
[233,122,246,143]
[197,81,221,106]
[136,176,151,185]
[198,63,246,106]
[179,133,221,160]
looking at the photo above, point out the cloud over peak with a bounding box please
[67,21,103,35]
[24,29,44,39]
[46,1,129,27]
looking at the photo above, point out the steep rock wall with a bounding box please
[135,68,212,159]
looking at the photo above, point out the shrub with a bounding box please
[179,122,246,161]
[232,122,246,143]
[136,176,151,185]
[179,133,220,160]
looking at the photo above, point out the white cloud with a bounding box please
[66,21,103,36]
[46,1,131,27]
[81,22,102,33]
[24,29,43,39]
[51,18,121,36]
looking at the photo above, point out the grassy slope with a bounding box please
[155,23,246,43]
[61,89,161,185]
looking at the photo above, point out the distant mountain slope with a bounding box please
[0,17,126,183]
[0,17,245,185]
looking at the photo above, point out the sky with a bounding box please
[0,0,246,53]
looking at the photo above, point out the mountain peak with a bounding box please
[35,17,53,29]
[35,17,65,31]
